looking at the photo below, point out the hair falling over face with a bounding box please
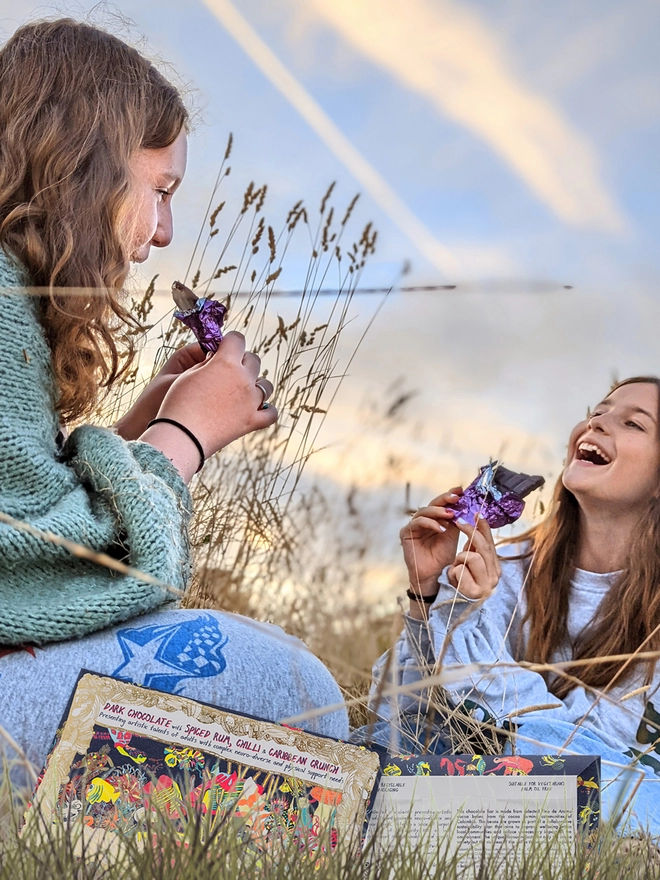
[0,19,188,421]
[506,377,660,698]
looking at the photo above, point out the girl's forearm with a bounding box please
[139,422,201,484]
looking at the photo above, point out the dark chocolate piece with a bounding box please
[491,465,545,500]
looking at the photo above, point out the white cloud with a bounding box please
[302,0,625,233]
[200,0,459,275]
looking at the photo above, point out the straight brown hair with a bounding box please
[0,19,188,420]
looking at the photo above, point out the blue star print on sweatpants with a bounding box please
[112,613,228,693]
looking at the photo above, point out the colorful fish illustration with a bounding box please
[143,775,185,818]
[415,762,431,776]
[108,728,133,749]
[440,757,467,776]
[541,755,566,769]
[164,746,205,771]
[86,777,120,805]
[579,805,599,824]
[114,745,146,764]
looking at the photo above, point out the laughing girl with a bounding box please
[373,377,660,834]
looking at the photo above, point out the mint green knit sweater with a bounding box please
[0,251,192,646]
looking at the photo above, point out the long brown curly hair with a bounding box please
[508,376,660,698]
[0,19,188,421]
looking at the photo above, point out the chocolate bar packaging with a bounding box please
[172,280,226,354]
[450,462,545,529]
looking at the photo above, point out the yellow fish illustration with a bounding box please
[86,777,120,805]
[383,763,402,776]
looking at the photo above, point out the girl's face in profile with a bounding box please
[563,382,660,511]
[125,128,187,263]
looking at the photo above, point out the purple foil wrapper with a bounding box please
[450,463,526,529]
[174,298,227,354]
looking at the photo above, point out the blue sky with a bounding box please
[6,0,660,594]
[7,0,659,287]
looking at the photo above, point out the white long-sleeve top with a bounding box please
[370,545,660,770]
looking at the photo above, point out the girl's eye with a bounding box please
[156,189,171,201]
[626,421,643,430]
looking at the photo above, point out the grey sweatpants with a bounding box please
[0,608,348,786]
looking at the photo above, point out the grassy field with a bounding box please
[2,147,659,877]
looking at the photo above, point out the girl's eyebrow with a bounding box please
[598,397,656,422]
[158,171,182,189]
[629,405,657,422]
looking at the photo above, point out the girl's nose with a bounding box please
[151,205,173,249]
[589,413,609,433]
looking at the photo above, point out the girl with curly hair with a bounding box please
[0,18,346,781]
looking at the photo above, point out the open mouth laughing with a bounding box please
[575,441,612,466]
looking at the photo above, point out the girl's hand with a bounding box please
[114,343,206,441]
[401,489,463,600]
[447,516,502,600]
[140,331,277,481]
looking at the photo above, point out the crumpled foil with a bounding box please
[450,463,527,529]
[174,298,227,354]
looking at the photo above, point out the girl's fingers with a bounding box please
[453,518,501,581]
[255,376,274,401]
[402,516,449,538]
[449,555,495,600]
[241,350,262,379]
[475,516,502,579]
[162,342,206,374]
[255,402,278,428]
[426,488,463,508]
[448,563,479,598]
[475,514,497,548]
[411,505,457,523]
[454,549,488,585]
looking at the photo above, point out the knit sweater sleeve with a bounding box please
[0,255,192,646]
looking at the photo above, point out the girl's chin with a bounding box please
[130,246,151,264]
[562,462,612,494]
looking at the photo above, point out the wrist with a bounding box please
[406,573,441,597]
[406,583,439,620]
[139,422,201,484]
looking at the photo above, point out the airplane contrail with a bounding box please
[199,0,459,276]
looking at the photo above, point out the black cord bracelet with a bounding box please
[147,418,205,474]
[406,588,439,604]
